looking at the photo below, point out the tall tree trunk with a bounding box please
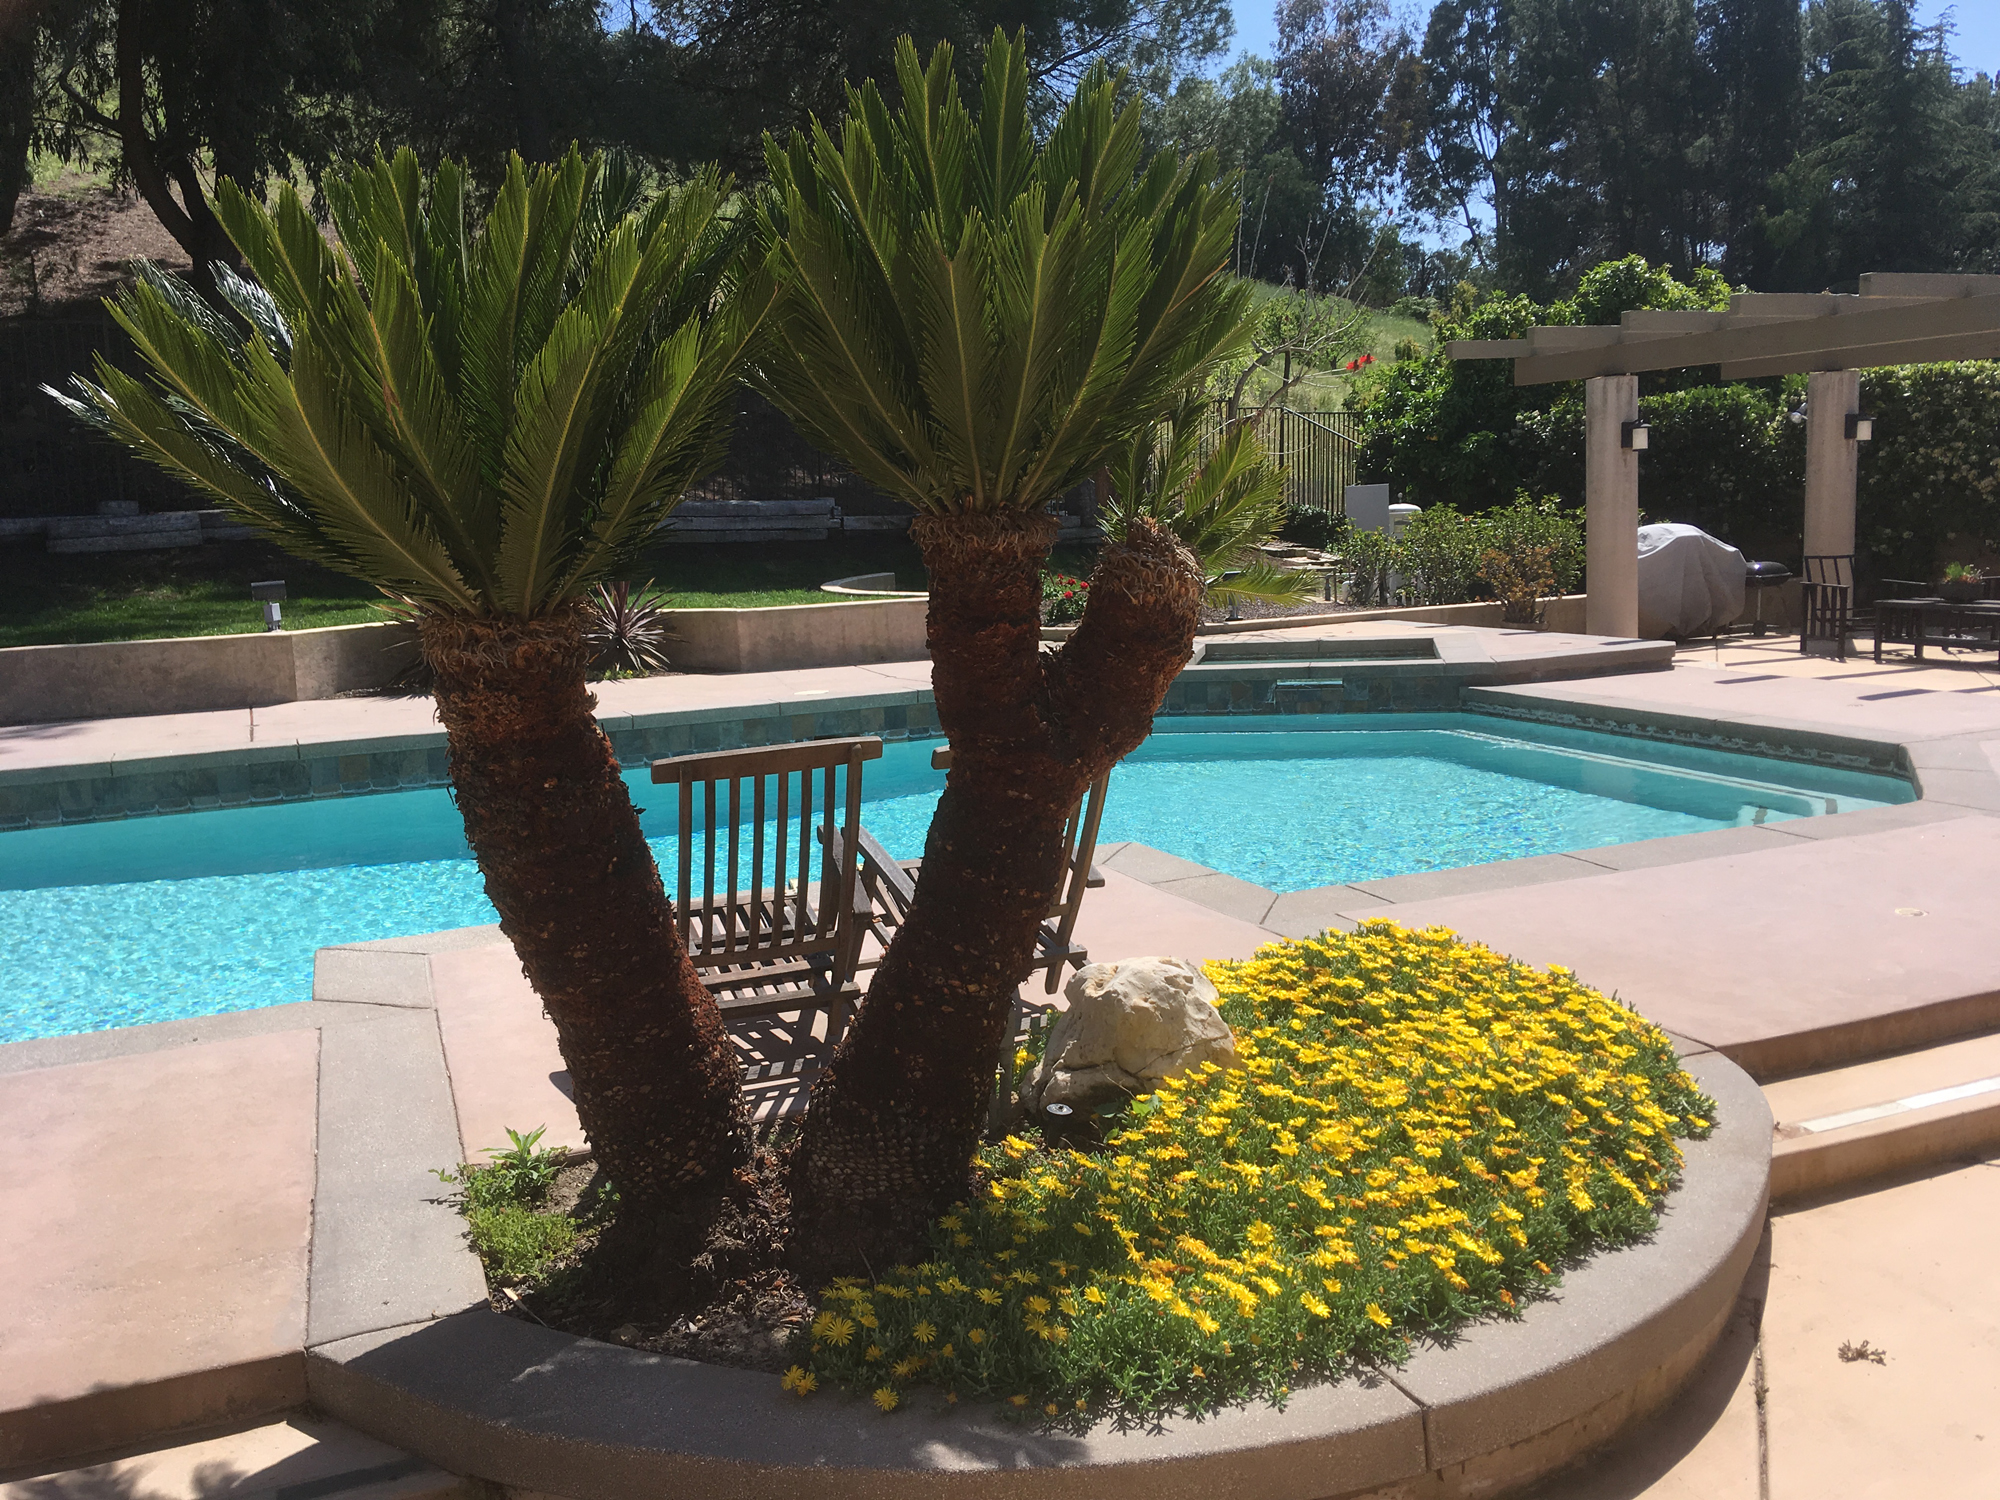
[0,27,35,238]
[421,606,747,1218]
[787,515,1205,1277]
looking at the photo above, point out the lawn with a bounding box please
[0,532,941,648]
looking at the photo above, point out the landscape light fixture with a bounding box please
[1846,412,1875,442]
[1621,420,1650,451]
[250,578,287,631]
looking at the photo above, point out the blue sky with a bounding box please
[1220,2,2000,76]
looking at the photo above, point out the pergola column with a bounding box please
[1584,374,1640,637]
[1803,369,1860,560]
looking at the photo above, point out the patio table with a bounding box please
[1873,597,2000,663]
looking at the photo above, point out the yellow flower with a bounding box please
[780,1365,818,1394]
[1301,1293,1331,1318]
[912,1320,936,1344]
[976,1288,1003,1306]
[864,1344,882,1361]
[810,1312,855,1346]
[1366,1303,1393,1327]
[892,1355,924,1378]
[1084,1286,1106,1305]
[872,1387,899,1413]
[1025,1295,1052,1315]
[1045,1402,1060,1415]
[1009,1394,1029,1407]
[967,1328,986,1344]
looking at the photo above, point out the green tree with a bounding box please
[1761,0,2000,288]
[35,0,410,297]
[53,149,771,1234]
[756,31,1250,1270]
[1352,257,1729,508]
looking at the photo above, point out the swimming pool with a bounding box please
[0,713,1911,1041]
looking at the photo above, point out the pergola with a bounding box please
[1448,272,2000,638]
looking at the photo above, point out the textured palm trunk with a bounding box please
[422,607,746,1217]
[787,515,1204,1275]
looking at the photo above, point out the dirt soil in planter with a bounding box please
[507,1142,809,1374]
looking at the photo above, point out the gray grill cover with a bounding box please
[1636,523,1747,639]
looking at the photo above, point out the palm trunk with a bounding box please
[787,516,1204,1276]
[421,607,746,1217]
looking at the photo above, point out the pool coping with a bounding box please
[0,628,1677,830]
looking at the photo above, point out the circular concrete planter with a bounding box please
[307,1049,1767,1500]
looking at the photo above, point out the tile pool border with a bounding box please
[0,630,1695,833]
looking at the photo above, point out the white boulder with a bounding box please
[1025,956,1237,1116]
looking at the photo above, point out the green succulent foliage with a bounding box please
[754,29,1253,519]
[50,147,770,616]
[1105,395,1310,608]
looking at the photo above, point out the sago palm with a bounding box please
[53,148,771,1224]
[1104,395,1313,611]
[757,30,1252,1267]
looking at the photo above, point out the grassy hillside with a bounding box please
[1229,282,1432,414]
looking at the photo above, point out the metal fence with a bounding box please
[1207,404,1360,515]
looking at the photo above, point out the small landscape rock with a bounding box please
[1024,956,1237,1117]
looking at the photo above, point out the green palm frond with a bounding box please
[756,29,1253,519]
[1105,397,1310,607]
[51,147,771,617]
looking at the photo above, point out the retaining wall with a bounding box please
[0,621,418,726]
[667,596,929,673]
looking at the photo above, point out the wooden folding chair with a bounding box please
[650,736,882,1051]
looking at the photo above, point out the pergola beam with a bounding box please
[1445,275,2000,385]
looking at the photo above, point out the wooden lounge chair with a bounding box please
[650,736,882,1051]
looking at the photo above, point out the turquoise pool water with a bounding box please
[0,713,1911,1041]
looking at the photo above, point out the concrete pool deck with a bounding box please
[6,623,2000,1490]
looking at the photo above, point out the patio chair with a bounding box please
[1800,554,1854,660]
[650,736,882,1051]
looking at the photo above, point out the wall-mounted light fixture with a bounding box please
[1621,420,1650,451]
[250,578,287,631]
[1845,412,1875,442]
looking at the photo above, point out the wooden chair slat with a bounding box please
[650,737,883,1061]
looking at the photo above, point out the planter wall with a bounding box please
[667,596,929,673]
[0,620,418,726]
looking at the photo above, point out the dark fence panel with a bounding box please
[0,313,194,518]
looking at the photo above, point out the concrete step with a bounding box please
[1764,1029,2000,1201]
[0,1415,466,1500]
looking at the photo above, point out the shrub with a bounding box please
[1041,572,1091,624]
[790,923,1713,1423]
[1339,495,1581,610]
[1858,363,2000,582]
[1278,504,1345,551]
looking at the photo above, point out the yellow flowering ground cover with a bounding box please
[788,921,1714,1423]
